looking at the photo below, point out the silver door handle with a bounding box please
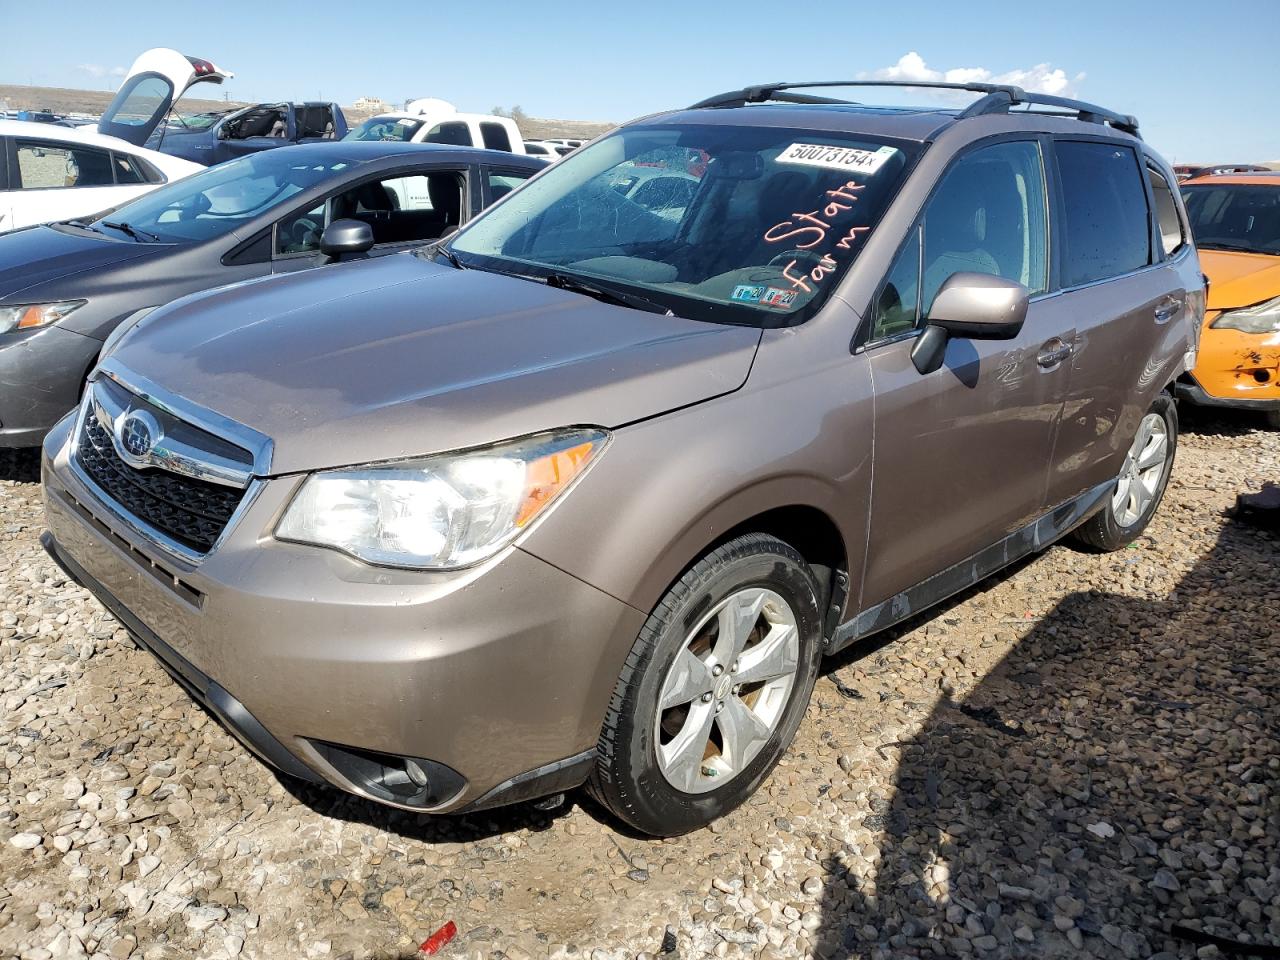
[1037,341,1073,368]
[1154,297,1183,323]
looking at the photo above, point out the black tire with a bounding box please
[588,533,824,837]
[1072,394,1178,552]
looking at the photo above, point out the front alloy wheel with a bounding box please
[655,588,799,793]
[589,533,823,836]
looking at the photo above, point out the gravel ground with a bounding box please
[1,409,1277,960]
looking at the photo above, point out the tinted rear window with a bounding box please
[1056,141,1151,287]
[480,122,513,152]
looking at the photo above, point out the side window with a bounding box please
[1147,166,1185,258]
[479,122,513,152]
[485,169,533,202]
[425,122,472,147]
[112,153,144,185]
[16,142,115,189]
[275,201,327,256]
[1056,141,1151,287]
[871,226,922,340]
[921,140,1048,315]
[325,170,466,248]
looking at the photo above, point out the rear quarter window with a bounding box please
[1056,140,1151,287]
[426,122,473,147]
[480,122,513,152]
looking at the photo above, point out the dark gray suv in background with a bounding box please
[40,81,1203,836]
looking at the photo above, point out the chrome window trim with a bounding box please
[96,357,274,475]
[857,248,1194,354]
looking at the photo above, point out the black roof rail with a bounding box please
[690,80,1140,138]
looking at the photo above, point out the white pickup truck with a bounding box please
[343,99,527,155]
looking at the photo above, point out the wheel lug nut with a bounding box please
[701,692,714,703]
[712,664,724,677]
[715,701,723,712]
[731,661,739,673]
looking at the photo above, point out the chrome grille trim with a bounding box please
[68,367,271,565]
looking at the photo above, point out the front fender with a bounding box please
[519,355,874,619]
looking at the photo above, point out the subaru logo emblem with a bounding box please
[115,410,162,466]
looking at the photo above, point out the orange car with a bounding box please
[1177,173,1280,426]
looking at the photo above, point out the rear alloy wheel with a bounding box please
[1072,394,1177,551]
[589,534,823,836]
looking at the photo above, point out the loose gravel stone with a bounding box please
[2,415,1278,959]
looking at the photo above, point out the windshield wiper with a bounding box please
[435,245,466,270]
[59,218,104,234]
[543,272,673,315]
[100,220,160,243]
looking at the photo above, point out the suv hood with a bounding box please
[108,254,761,474]
[1201,250,1280,311]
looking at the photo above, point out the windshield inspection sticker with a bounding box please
[777,143,899,175]
[731,284,765,302]
[761,287,798,309]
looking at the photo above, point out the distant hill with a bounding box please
[0,84,614,141]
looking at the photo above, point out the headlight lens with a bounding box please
[1210,295,1280,334]
[0,300,87,335]
[276,428,608,569]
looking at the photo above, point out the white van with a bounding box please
[343,99,526,154]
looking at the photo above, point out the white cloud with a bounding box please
[76,64,127,80]
[862,51,1085,101]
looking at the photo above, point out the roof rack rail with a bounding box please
[690,81,1140,138]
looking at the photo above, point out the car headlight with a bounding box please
[0,300,86,335]
[276,428,609,569]
[1210,295,1280,334]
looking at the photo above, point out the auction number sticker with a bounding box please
[777,143,898,175]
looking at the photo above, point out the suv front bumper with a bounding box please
[40,413,645,813]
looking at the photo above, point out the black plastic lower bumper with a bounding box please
[41,530,323,785]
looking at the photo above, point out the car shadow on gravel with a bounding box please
[1178,405,1272,439]
[812,516,1279,959]
[0,448,41,483]
[277,775,578,845]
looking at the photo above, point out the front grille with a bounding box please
[76,408,245,553]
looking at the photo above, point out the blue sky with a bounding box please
[3,0,1276,161]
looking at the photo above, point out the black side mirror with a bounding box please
[320,219,375,263]
[911,273,1029,375]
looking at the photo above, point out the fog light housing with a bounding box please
[309,740,466,809]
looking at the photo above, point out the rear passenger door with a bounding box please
[7,139,135,229]
[861,138,1074,609]
[1042,139,1188,507]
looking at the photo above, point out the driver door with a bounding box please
[860,138,1074,609]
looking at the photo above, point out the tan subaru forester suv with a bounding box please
[41,80,1203,836]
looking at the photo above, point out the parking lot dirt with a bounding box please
[1,410,1277,960]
